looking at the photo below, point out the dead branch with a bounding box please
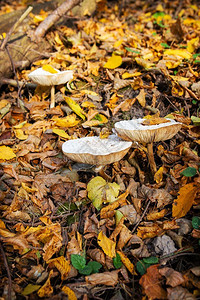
[33,0,82,41]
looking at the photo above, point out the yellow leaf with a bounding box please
[13,121,27,129]
[87,176,120,210]
[52,128,70,139]
[104,54,122,69]
[164,49,192,59]
[21,182,38,193]
[172,183,199,218]
[65,97,86,120]
[81,101,96,108]
[114,40,123,48]
[147,209,167,221]
[62,286,77,300]
[187,37,199,53]
[154,166,164,183]
[0,99,9,109]
[14,129,28,140]
[122,72,141,79]
[97,231,116,258]
[136,89,146,107]
[81,90,98,96]
[47,256,70,280]
[166,60,182,69]
[37,270,53,298]
[53,115,80,128]
[135,57,154,69]
[0,146,16,160]
[42,65,58,73]
[117,251,136,274]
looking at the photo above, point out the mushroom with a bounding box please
[62,135,132,180]
[28,67,74,108]
[114,118,182,175]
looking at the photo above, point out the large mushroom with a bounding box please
[114,118,182,175]
[62,135,132,179]
[28,67,74,108]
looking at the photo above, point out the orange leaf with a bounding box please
[37,270,53,298]
[139,265,167,299]
[117,251,136,274]
[172,183,199,218]
[62,286,77,300]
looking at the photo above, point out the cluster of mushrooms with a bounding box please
[62,118,182,179]
[28,67,182,178]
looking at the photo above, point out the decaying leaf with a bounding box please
[139,265,167,299]
[172,183,199,218]
[87,176,120,210]
[86,270,119,286]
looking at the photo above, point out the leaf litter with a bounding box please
[0,0,200,299]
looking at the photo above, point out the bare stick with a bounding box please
[131,200,151,234]
[0,6,33,50]
[34,0,82,41]
[0,242,12,300]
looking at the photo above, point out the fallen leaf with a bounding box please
[117,251,136,274]
[97,231,116,258]
[52,128,70,139]
[37,270,53,298]
[172,183,199,218]
[62,286,77,300]
[42,65,58,73]
[65,97,86,120]
[139,265,167,299]
[159,267,185,287]
[0,146,16,160]
[104,54,122,69]
[86,270,119,286]
[47,256,71,280]
[87,176,120,210]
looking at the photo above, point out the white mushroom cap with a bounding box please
[62,136,132,165]
[28,68,74,86]
[114,118,182,144]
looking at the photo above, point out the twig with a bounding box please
[131,200,151,233]
[34,0,82,41]
[0,242,12,300]
[0,6,33,50]
[1,78,36,89]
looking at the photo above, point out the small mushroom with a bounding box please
[28,68,74,108]
[62,135,132,180]
[114,118,182,175]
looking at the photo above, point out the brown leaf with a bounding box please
[85,270,119,286]
[159,267,185,287]
[167,286,196,300]
[139,265,167,299]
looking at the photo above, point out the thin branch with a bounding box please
[34,0,82,41]
[0,242,12,300]
[131,200,151,234]
[0,6,33,50]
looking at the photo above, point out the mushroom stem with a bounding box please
[50,85,55,108]
[147,142,157,175]
[95,165,112,182]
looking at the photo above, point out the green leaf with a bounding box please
[136,260,148,275]
[193,53,200,58]
[22,284,41,296]
[113,253,122,269]
[71,254,86,270]
[192,100,197,105]
[194,60,200,63]
[191,116,200,126]
[161,43,170,49]
[180,167,197,177]
[125,47,140,54]
[78,265,93,275]
[152,12,165,19]
[192,216,200,229]
[143,256,159,264]
[87,261,102,273]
